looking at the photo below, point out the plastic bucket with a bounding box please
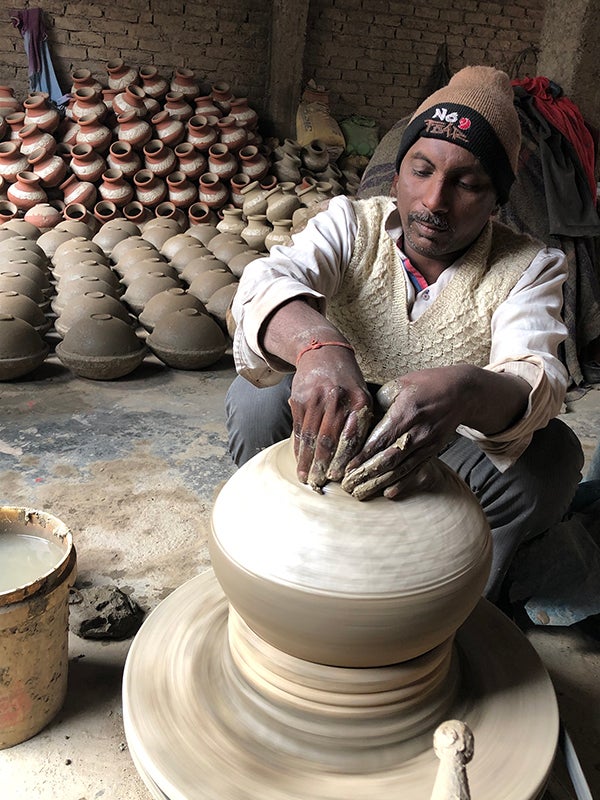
[0,506,76,749]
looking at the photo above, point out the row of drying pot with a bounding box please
[0,201,284,379]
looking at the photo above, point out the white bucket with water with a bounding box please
[0,506,76,749]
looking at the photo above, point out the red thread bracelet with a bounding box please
[296,338,355,367]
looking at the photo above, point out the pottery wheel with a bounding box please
[123,571,558,800]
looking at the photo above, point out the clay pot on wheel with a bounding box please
[56,313,146,380]
[146,307,227,369]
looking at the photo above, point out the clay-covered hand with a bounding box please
[290,346,373,491]
[341,367,467,500]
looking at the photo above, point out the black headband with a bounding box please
[394,103,515,204]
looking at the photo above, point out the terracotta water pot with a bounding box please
[166,171,197,209]
[0,86,22,117]
[113,85,147,119]
[115,111,152,150]
[75,114,112,153]
[23,94,60,134]
[17,124,56,158]
[207,143,237,181]
[151,110,185,148]
[170,68,200,100]
[198,173,228,209]
[211,81,234,115]
[216,115,247,152]
[62,202,99,233]
[71,68,103,94]
[106,58,139,92]
[5,112,25,140]
[7,171,47,211]
[27,147,67,188]
[71,87,106,123]
[228,98,258,131]
[229,173,251,208]
[106,141,141,179]
[238,145,269,183]
[59,174,98,209]
[0,142,30,184]
[123,200,152,228]
[93,200,120,226]
[98,169,134,208]
[23,202,62,232]
[154,201,188,230]
[188,203,217,228]
[163,92,194,123]
[174,142,206,180]
[70,143,107,183]
[186,115,218,152]
[139,66,168,100]
[134,169,167,208]
[194,95,222,119]
[0,200,18,222]
[143,140,177,178]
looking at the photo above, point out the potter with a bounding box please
[226,66,584,603]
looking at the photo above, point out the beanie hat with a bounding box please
[395,66,521,204]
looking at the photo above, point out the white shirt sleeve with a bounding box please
[232,195,359,386]
[232,200,569,469]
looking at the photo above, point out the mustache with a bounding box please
[408,211,453,233]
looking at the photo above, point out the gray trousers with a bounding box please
[225,374,584,602]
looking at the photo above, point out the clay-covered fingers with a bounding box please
[341,432,413,498]
[325,405,373,482]
[291,388,371,492]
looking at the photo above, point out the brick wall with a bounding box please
[0,0,271,112]
[0,0,544,139]
[303,0,544,134]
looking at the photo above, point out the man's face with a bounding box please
[393,137,498,271]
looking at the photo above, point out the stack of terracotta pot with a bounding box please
[0,61,362,244]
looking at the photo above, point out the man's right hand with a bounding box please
[289,345,373,491]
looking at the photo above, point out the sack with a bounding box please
[296,81,345,163]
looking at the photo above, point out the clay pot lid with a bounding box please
[184,223,219,247]
[0,218,41,240]
[210,440,492,667]
[0,290,51,334]
[205,281,238,324]
[146,307,227,369]
[51,276,121,315]
[56,313,147,380]
[121,272,181,315]
[54,291,132,338]
[180,255,227,284]
[159,232,201,261]
[55,260,120,290]
[120,258,179,287]
[0,272,47,306]
[188,268,237,305]
[138,287,206,332]
[0,262,51,293]
[0,313,49,379]
[227,248,263,277]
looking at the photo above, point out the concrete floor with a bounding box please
[0,355,599,799]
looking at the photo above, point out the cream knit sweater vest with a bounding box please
[326,197,542,384]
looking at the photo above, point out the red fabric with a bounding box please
[512,76,597,199]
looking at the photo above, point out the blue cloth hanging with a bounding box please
[10,7,69,106]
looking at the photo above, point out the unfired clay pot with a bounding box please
[188,268,237,305]
[54,290,133,338]
[56,313,146,380]
[210,440,492,667]
[0,290,51,334]
[146,307,227,369]
[0,313,49,379]
[138,287,206,332]
[205,282,238,327]
[121,271,181,315]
